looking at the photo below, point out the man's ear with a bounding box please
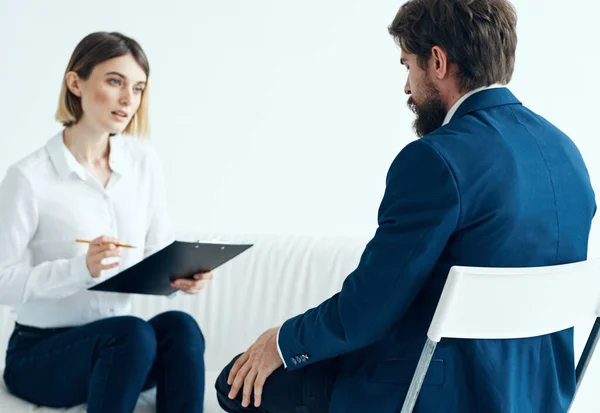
[65,71,83,97]
[430,46,449,80]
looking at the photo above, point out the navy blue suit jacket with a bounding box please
[278,88,596,413]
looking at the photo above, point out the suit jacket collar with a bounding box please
[450,87,522,124]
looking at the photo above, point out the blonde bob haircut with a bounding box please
[55,31,151,138]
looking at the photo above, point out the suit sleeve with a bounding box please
[277,139,460,370]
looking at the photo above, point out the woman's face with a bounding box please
[68,54,147,134]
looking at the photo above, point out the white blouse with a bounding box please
[0,130,175,328]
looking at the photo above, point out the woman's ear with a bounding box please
[65,71,83,97]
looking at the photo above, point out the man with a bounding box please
[216,0,597,412]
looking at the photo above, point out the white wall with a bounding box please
[1,0,599,410]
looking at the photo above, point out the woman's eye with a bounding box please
[109,79,121,85]
[133,86,144,93]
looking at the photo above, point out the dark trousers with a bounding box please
[3,311,205,413]
[215,353,341,413]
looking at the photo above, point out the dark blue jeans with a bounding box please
[3,311,205,413]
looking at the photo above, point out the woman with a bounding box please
[0,32,208,412]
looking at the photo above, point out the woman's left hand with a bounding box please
[171,271,214,294]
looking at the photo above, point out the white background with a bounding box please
[0,0,598,411]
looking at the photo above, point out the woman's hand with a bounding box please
[85,235,122,278]
[171,271,214,294]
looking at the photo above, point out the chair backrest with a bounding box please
[427,259,600,342]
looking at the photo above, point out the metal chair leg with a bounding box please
[568,317,600,412]
[400,338,438,413]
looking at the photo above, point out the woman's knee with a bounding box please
[151,311,205,349]
[107,316,157,359]
[153,310,199,330]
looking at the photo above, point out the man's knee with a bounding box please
[215,353,244,410]
[215,353,243,394]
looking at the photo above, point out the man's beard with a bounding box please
[407,80,447,138]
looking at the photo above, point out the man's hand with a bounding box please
[227,326,283,408]
[171,271,213,294]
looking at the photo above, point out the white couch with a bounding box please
[0,232,369,412]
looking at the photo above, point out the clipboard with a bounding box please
[88,240,253,296]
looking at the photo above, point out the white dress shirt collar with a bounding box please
[46,131,130,181]
[442,84,504,126]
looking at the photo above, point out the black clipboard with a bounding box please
[88,241,253,296]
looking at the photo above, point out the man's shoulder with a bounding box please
[422,103,570,159]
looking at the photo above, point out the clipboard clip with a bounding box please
[195,239,226,250]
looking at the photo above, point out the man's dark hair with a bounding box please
[389,0,518,91]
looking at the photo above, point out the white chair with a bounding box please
[399,259,600,413]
